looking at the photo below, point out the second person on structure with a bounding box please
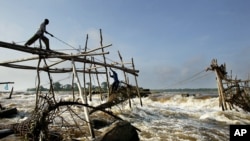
[109,67,119,92]
[25,19,53,50]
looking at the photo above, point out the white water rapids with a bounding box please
[1,91,250,141]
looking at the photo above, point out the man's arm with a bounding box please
[45,31,54,37]
[109,71,113,77]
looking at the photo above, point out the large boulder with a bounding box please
[95,120,140,141]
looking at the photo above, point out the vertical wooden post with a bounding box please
[118,51,131,108]
[35,39,43,110]
[93,58,103,100]
[72,73,75,101]
[214,68,227,111]
[72,59,95,138]
[43,58,56,103]
[132,58,143,106]
[35,56,42,110]
[100,29,111,99]
[88,57,93,101]
[8,87,14,99]
[83,34,88,102]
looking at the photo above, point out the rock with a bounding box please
[0,108,17,118]
[181,93,189,97]
[0,129,14,139]
[95,120,140,141]
[91,119,111,129]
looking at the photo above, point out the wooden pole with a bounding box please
[72,59,95,138]
[118,51,131,108]
[35,56,42,110]
[35,41,43,110]
[45,59,66,68]
[132,58,143,106]
[8,87,14,99]
[83,34,88,103]
[0,82,14,84]
[83,44,112,54]
[100,29,111,99]
[88,57,93,101]
[43,58,57,103]
[72,73,75,101]
[93,57,103,100]
[214,68,227,111]
[0,56,39,65]
[46,52,109,58]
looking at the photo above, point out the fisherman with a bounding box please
[25,19,53,50]
[109,67,119,92]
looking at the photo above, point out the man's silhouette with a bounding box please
[25,19,53,50]
[109,68,119,92]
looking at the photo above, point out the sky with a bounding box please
[0,0,250,91]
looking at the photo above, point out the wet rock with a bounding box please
[181,93,189,97]
[91,119,111,129]
[95,120,140,141]
[0,129,14,139]
[0,108,17,118]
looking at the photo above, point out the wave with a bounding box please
[1,92,250,141]
[114,93,250,140]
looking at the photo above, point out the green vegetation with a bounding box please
[27,81,108,92]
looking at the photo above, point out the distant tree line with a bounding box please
[27,81,108,92]
[165,88,217,92]
[152,88,218,93]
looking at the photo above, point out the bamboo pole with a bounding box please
[0,41,59,55]
[8,87,14,99]
[118,51,131,108]
[45,59,66,68]
[88,57,93,101]
[83,44,112,54]
[72,59,95,138]
[47,52,109,58]
[88,62,132,70]
[35,41,43,110]
[0,56,38,64]
[43,58,57,104]
[72,73,75,101]
[111,62,132,65]
[132,58,143,106]
[83,34,88,104]
[100,29,111,99]
[89,66,105,70]
[93,57,103,100]
[0,63,106,74]
[35,56,42,110]
[0,82,14,84]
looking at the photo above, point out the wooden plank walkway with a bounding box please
[0,41,139,76]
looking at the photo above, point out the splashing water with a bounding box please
[1,91,250,140]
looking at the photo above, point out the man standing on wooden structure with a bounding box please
[109,67,119,92]
[25,19,53,50]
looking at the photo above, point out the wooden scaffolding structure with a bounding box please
[207,59,250,112]
[0,29,142,140]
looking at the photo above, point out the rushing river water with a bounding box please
[1,91,250,141]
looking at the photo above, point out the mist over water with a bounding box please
[1,90,250,141]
